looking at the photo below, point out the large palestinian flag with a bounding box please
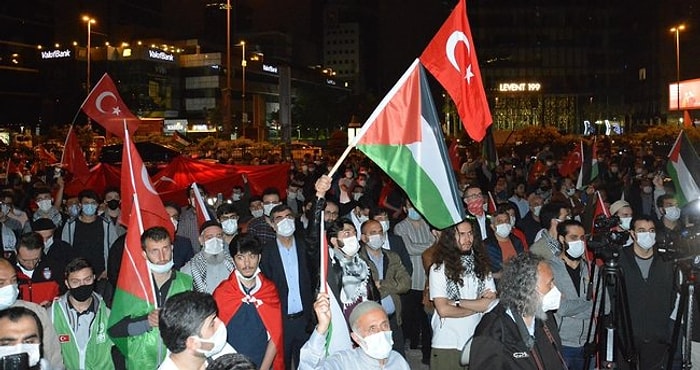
[667,130,700,206]
[576,138,599,189]
[353,59,465,229]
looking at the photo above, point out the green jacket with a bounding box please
[125,272,192,369]
[51,293,114,370]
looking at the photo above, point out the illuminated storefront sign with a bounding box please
[262,64,278,74]
[148,49,174,62]
[40,49,72,59]
[498,82,541,92]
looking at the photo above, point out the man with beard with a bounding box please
[429,219,496,369]
[549,220,593,369]
[0,306,51,369]
[181,221,235,294]
[50,258,114,369]
[213,233,284,370]
[469,252,567,369]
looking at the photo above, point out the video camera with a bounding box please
[587,214,630,260]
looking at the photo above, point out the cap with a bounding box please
[609,200,630,216]
[32,218,56,231]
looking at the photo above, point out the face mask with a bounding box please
[171,218,179,231]
[68,204,80,218]
[37,199,52,212]
[222,219,238,235]
[70,283,94,302]
[642,186,653,194]
[232,192,242,201]
[276,218,296,237]
[467,199,484,216]
[195,322,228,357]
[566,188,576,196]
[367,234,384,250]
[345,172,353,178]
[340,236,360,257]
[379,220,390,233]
[23,175,31,183]
[147,258,174,274]
[357,214,369,224]
[287,191,297,200]
[353,192,363,201]
[531,205,542,217]
[636,232,656,250]
[82,203,97,216]
[106,199,120,210]
[356,331,393,359]
[495,223,512,238]
[234,267,260,282]
[0,343,40,368]
[509,217,517,228]
[0,204,9,216]
[263,203,277,217]
[619,217,632,230]
[664,206,681,221]
[566,240,585,259]
[540,285,562,312]
[296,191,305,202]
[251,209,264,218]
[0,284,19,310]
[407,208,422,220]
[203,237,225,255]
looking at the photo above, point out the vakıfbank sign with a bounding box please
[40,49,72,60]
[148,49,175,62]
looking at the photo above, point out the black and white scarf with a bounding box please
[190,252,235,292]
[336,252,370,305]
[446,253,483,301]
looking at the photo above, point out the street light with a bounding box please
[82,16,96,95]
[221,0,233,138]
[240,40,247,133]
[670,24,685,121]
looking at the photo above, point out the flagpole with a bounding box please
[319,210,327,294]
[60,125,75,168]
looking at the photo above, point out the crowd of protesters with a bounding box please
[0,137,695,369]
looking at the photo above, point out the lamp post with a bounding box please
[240,40,247,135]
[82,16,96,95]
[671,24,685,121]
[222,0,233,138]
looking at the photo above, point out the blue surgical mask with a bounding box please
[407,208,421,220]
[68,204,80,218]
[82,203,97,216]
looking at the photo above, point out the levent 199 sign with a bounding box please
[498,82,542,92]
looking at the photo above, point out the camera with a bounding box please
[587,215,630,260]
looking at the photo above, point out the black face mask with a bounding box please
[106,199,120,210]
[70,283,94,302]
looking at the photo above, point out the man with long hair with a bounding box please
[429,218,496,369]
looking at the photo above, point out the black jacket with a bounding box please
[470,304,566,370]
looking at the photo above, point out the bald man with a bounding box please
[0,258,63,368]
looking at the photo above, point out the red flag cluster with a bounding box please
[559,141,583,177]
[81,74,140,138]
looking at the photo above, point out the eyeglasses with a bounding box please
[220,215,239,221]
[273,214,295,223]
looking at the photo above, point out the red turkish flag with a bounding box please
[420,0,492,142]
[60,126,90,181]
[81,73,139,138]
[191,182,211,229]
[527,160,547,185]
[559,141,583,177]
[120,126,174,239]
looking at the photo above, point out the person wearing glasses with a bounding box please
[11,232,60,306]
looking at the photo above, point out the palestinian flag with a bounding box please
[481,126,499,170]
[576,138,599,189]
[667,130,700,206]
[353,59,465,229]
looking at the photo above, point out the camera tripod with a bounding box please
[667,258,699,369]
[583,249,639,370]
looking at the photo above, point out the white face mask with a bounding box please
[37,199,52,212]
[356,330,393,359]
[147,258,174,274]
[664,206,681,221]
[232,192,242,201]
[194,322,228,358]
[222,219,238,235]
[566,240,585,259]
[532,205,542,217]
[357,214,369,224]
[540,285,562,312]
[366,234,384,250]
[251,209,264,218]
[495,223,512,238]
[379,220,390,233]
[509,217,516,228]
[353,192,363,201]
[340,236,360,257]
[203,237,225,255]
[263,203,278,217]
[0,343,40,367]
[566,188,576,196]
[276,218,296,237]
[619,217,632,230]
[171,218,179,231]
[287,191,297,201]
[636,232,656,250]
[0,283,19,310]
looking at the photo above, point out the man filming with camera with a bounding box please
[619,214,677,369]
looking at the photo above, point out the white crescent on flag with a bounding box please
[95,91,117,114]
[445,31,475,82]
[141,166,159,195]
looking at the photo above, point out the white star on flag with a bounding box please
[112,106,122,116]
[465,65,474,83]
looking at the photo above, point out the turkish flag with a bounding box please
[120,125,174,239]
[527,160,547,185]
[420,0,492,142]
[191,182,211,230]
[448,140,461,171]
[81,73,139,138]
[61,125,91,182]
[559,141,583,177]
